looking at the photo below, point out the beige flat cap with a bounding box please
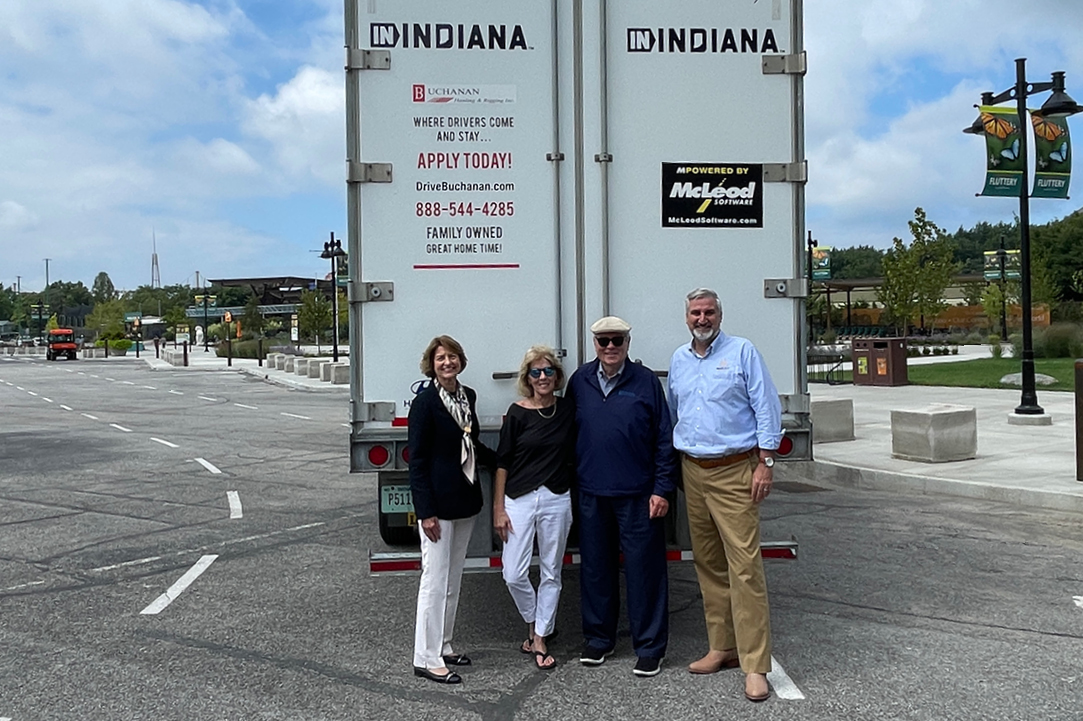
[590,316,631,335]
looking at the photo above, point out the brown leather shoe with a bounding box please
[744,672,770,702]
[688,650,740,674]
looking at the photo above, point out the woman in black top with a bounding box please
[493,345,576,670]
[408,335,494,684]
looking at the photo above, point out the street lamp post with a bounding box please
[965,58,1082,417]
[194,292,217,352]
[320,231,347,363]
[996,236,1009,343]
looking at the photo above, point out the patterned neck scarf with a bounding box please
[438,382,476,484]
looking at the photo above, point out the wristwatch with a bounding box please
[760,456,775,468]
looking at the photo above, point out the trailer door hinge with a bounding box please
[356,402,396,422]
[594,153,613,163]
[349,282,394,303]
[762,161,807,183]
[546,152,565,162]
[764,278,808,299]
[348,161,393,183]
[762,52,806,76]
[346,48,391,70]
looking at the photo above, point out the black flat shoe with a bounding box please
[442,654,471,666]
[414,667,462,684]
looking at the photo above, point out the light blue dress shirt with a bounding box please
[597,360,625,397]
[668,332,782,457]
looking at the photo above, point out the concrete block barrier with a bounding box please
[284,356,295,373]
[321,361,344,382]
[275,355,287,371]
[812,398,855,443]
[294,358,310,375]
[308,359,331,378]
[330,363,349,384]
[891,404,977,463]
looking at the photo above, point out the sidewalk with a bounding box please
[140,351,348,393]
[794,381,1083,513]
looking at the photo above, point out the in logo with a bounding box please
[371,23,399,48]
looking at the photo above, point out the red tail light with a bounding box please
[777,435,794,456]
[368,444,391,467]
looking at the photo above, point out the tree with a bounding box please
[877,208,959,333]
[85,299,126,339]
[297,289,332,350]
[242,295,265,338]
[92,272,116,304]
[830,245,884,279]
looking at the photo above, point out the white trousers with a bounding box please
[501,487,573,638]
[413,515,475,669]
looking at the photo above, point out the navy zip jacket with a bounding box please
[566,359,677,497]
[408,381,495,520]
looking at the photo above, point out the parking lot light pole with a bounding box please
[321,232,347,363]
[965,59,1083,416]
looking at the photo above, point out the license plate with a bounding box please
[381,485,415,514]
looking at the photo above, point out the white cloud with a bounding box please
[0,201,39,231]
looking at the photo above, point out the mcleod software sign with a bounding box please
[661,163,763,228]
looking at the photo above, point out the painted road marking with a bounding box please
[234,403,258,410]
[89,374,99,378]
[81,413,99,421]
[768,656,805,700]
[198,396,218,402]
[42,397,53,403]
[88,518,343,573]
[151,438,179,449]
[227,491,243,519]
[169,390,183,395]
[105,377,115,382]
[195,457,222,474]
[1074,596,1083,609]
[60,405,73,411]
[139,554,218,615]
[26,391,37,396]
[142,385,157,390]
[110,424,133,433]
[122,380,134,385]
[3,580,46,592]
[341,423,350,428]
[16,386,24,390]
[281,412,311,420]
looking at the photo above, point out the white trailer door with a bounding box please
[584,0,803,395]
[356,1,562,424]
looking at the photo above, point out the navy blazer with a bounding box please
[408,381,494,520]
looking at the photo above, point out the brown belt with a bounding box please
[685,449,758,469]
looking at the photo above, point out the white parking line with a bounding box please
[151,438,179,449]
[234,403,258,410]
[767,656,806,700]
[341,423,350,428]
[280,412,311,420]
[2,579,46,592]
[60,405,73,411]
[26,391,37,396]
[168,390,183,395]
[227,491,243,519]
[195,457,222,474]
[142,385,157,390]
[139,555,218,615]
[89,374,99,378]
[1073,595,1083,609]
[16,386,24,390]
[105,377,115,382]
[110,423,133,433]
[198,396,218,402]
[42,397,53,403]
[81,413,99,420]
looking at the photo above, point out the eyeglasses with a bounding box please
[594,335,625,348]
[529,367,557,379]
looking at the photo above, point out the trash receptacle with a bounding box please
[854,337,908,386]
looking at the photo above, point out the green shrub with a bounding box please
[989,335,1003,359]
[820,329,837,345]
[95,338,132,351]
[215,338,269,359]
[1038,322,1083,359]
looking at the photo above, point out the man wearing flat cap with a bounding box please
[565,316,676,678]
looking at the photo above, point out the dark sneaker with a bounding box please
[580,644,615,666]
[633,656,664,677]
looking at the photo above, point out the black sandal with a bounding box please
[414,667,462,684]
[521,627,559,654]
[534,650,558,671]
[442,653,471,666]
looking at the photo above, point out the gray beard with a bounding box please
[692,328,719,344]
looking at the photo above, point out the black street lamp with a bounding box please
[30,302,47,342]
[995,236,1009,343]
[194,292,217,352]
[964,59,1083,417]
[320,231,347,363]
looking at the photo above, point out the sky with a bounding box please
[1,0,1082,293]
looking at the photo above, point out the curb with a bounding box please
[784,460,1083,514]
[235,365,348,393]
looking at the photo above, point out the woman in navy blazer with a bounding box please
[409,335,495,684]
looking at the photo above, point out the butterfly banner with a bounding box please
[811,245,831,280]
[979,106,1024,197]
[1030,111,1071,199]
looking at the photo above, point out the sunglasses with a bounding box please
[529,367,557,379]
[594,335,625,348]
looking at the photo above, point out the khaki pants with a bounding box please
[682,455,772,673]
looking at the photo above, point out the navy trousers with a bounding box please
[578,490,669,659]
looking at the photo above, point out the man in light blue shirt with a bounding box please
[667,288,781,703]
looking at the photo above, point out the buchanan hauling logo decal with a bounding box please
[662,163,763,228]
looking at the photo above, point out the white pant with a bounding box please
[501,487,573,638]
[413,515,475,669]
